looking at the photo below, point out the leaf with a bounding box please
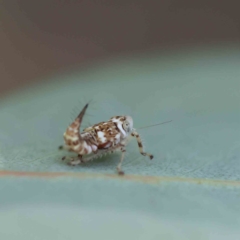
[0,45,240,239]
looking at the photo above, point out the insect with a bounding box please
[58,103,155,175]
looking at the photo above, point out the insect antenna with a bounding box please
[137,120,172,130]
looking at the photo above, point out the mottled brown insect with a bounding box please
[59,104,153,175]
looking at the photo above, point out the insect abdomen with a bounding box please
[63,103,96,155]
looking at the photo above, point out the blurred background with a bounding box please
[1,2,240,239]
[1,0,240,97]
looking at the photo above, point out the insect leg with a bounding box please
[82,148,114,162]
[58,145,72,151]
[82,144,126,175]
[116,147,126,175]
[67,154,84,166]
[131,131,154,160]
[59,145,73,161]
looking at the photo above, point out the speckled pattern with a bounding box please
[62,104,153,174]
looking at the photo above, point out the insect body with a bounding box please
[59,104,153,175]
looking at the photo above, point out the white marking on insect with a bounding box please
[97,131,106,142]
[59,103,171,175]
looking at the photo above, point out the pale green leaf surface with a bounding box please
[0,45,240,239]
[0,178,240,240]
